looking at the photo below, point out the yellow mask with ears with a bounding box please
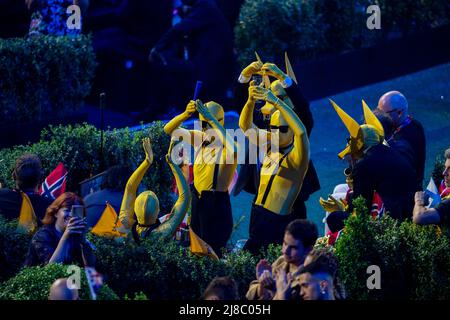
[330,99,384,160]
[134,191,160,228]
[199,101,225,126]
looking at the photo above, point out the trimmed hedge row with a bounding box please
[235,0,450,66]
[0,35,96,123]
[0,122,173,214]
[334,197,450,300]
[0,263,118,300]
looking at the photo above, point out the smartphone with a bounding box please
[70,205,84,219]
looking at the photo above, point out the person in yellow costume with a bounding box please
[326,99,416,220]
[233,54,320,222]
[239,80,310,255]
[118,137,191,244]
[164,99,238,257]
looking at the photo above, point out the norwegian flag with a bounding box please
[39,162,68,200]
[370,191,385,218]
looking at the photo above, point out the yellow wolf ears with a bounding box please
[285,52,298,85]
[255,51,271,88]
[362,100,384,138]
[329,99,360,138]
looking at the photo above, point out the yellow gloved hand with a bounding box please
[247,80,260,102]
[195,99,215,123]
[260,63,287,81]
[183,100,197,118]
[252,85,279,105]
[142,137,153,164]
[241,61,263,78]
[319,195,346,213]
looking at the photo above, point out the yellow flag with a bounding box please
[18,192,38,234]
[91,203,126,238]
[189,228,219,261]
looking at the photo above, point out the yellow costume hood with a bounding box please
[330,99,384,159]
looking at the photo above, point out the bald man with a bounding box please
[377,91,426,190]
[48,278,79,300]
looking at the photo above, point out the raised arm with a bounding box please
[119,138,153,229]
[253,86,309,168]
[153,140,191,240]
[164,100,203,146]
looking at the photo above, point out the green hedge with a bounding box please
[235,0,324,66]
[235,0,450,66]
[0,217,31,283]
[334,197,450,300]
[0,122,173,214]
[0,35,96,123]
[0,263,118,300]
[89,235,266,300]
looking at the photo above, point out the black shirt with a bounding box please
[436,199,450,225]
[0,188,52,222]
[351,144,417,220]
[392,118,426,190]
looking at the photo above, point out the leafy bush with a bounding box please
[378,0,450,36]
[0,122,172,213]
[0,217,31,283]
[0,35,96,123]
[89,235,260,300]
[235,0,450,66]
[0,263,118,300]
[234,0,324,67]
[335,196,450,300]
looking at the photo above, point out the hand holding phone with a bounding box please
[70,205,84,219]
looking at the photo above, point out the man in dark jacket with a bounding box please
[0,154,52,223]
[377,91,426,191]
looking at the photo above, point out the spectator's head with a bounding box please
[372,108,394,140]
[100,165,133,192]
[200,101,225,132]
[282,219,318,266]
[202,276,239,300]
[299,252,338,300]
[48,278,79,300]
[443,148,450,188]
[42,192,85,230]
[377,91,408,127]
[12,153,43,191]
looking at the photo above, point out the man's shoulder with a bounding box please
[0,188,19,198]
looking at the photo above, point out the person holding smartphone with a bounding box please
[25,192,96,267]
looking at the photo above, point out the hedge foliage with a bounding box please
[334,196,450,300]
[89,235,267,300]
[235,0,450,66]
[0,122,173,214]
[0,216,31,283]
[0,35,96,123]
[0,263,119,300]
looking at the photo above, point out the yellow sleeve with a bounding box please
[153,160,191,240]
[118,158,151,229]
[239,97,270,146]
[273,98,310,170]
[164,113,203,147]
